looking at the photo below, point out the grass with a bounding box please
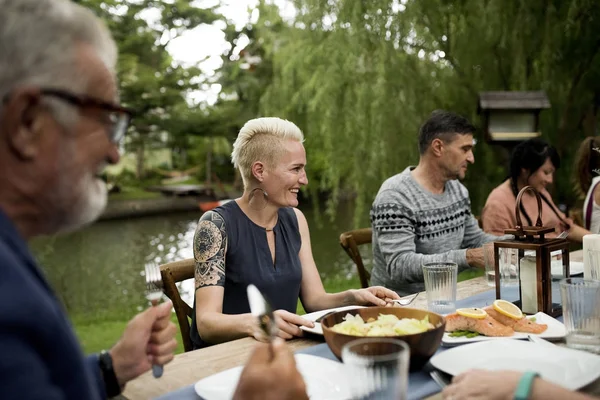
[73,313,185,355]
[72,269,482,355]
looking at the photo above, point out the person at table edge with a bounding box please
[370,110,507,296]
[482,138,591,242]
[0,1,177,398]
[190,117,399,348]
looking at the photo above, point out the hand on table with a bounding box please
[442,369,521,400]
[233,338,308,400]
[273,310,315,340]
[250,310,315,341]
[466,247,485,269]
[110,301,178,386]
[352,286,400,306]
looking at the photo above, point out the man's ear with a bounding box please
[251,161,265,182]
[430,138,444,157]
[1,87,45,160]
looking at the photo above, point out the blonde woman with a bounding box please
[190,117,399,349]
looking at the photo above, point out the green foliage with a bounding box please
[78,0,226,178]
[259,0,600,221]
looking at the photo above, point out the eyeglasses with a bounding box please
[2,88,134,144]
[40,89,134,144]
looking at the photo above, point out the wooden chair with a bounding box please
[339,228,372,288]
[160,258,195,352]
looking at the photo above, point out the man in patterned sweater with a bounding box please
[370,110,504,295]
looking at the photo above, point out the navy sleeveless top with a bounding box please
[190,201,303,349]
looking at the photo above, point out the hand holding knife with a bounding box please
[247,284,279,359]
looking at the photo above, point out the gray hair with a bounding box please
[0,0,117,125]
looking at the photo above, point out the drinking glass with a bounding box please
[484,242,495,286]
[422,262,457,314]
[341,338,410,400]
[560,278,600,354]
[586,249,600,280]
[499,247,519,286]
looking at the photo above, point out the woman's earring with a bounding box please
[249,187,268,210]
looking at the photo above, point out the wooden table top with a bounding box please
[122,249,584,400]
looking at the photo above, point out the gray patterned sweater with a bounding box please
[370,167,499,295]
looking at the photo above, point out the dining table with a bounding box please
[121,249,598,400]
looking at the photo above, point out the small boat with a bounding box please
[198,199,233,212]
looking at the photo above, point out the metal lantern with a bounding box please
[493,186,570,317]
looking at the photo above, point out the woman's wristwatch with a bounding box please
[98,350,123,398]
[514,371,540,400]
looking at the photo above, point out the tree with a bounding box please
[78,0,223,178]
[259,0,600,222]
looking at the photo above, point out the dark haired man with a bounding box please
[370,110,504,295]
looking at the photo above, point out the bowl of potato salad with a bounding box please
[321,307,445,371]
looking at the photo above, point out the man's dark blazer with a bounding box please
[0,210,106,399]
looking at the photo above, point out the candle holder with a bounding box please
[493,186,570,317]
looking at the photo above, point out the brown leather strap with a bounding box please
[514,185,543,230]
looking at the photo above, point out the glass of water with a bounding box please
[484,242,496,286]
[422,262,457,314]
[586,249,600,280]
[341,338,410,400]
[560,278,600,354]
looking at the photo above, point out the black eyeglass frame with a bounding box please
[2,88,134,144]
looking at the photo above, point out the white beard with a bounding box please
[56,174,107,234]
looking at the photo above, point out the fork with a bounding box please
[387,292,419,307]
[144,262,164,378]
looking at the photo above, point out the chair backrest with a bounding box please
[339,228,372,288]
[160,258,195,352]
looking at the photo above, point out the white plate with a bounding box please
[194,354,351,400]
[430,339,600,390]
[299,305,366,335]
[551,260,584,278]
[442,312,565,347]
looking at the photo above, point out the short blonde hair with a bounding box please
[231,117,304,187]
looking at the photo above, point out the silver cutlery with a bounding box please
[430,369,451,388]
[144,262,164,378]
[247,284,278,359]
[557,230,568,239]
[527,334,556,348]
[387,292,419,307]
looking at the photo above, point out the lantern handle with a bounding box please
[514,185,543,230]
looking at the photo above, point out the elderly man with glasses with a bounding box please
[0,1,174,399]
[0,1,309,399]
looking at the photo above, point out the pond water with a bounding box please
[30,201,371,321]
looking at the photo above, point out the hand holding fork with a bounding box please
[145,262,166,378]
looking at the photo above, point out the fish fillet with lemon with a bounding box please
[484,300,548,334]
[445,307,514,337]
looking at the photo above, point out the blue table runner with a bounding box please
[155,288,560,400]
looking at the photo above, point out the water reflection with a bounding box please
[30,201,371,321]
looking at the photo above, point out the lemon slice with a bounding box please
[456,307,487,319]
[493,299,523,319]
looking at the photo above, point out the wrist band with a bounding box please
[514,371,540,400]
[98,350,122,398]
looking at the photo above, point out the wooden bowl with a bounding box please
[321,307,445,371]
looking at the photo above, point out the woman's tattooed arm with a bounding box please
[193,211,228,289]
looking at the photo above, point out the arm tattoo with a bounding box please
[194,211,227,289]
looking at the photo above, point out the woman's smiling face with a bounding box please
[262,139,308,208]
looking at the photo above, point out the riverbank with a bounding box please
[101,197,202,220]
[101,191,241,220]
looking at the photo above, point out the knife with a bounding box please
[527,334,556,348]
[247,284,278,359]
